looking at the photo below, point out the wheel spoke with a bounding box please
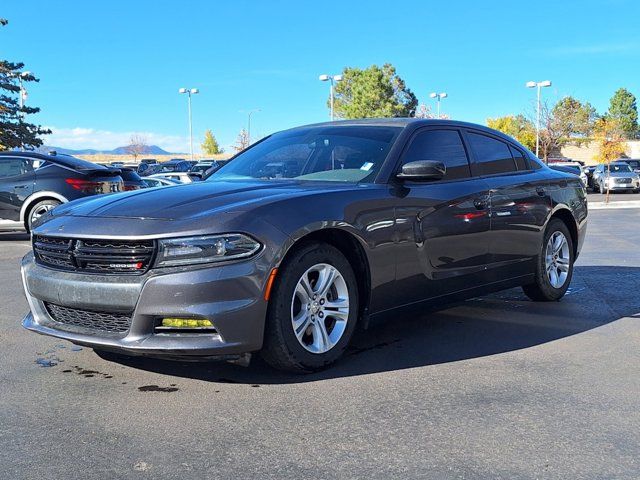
[315,267,336,297]
[297,274,313,303]
[557,258,569,272]
[312,320,331,351]
[292,311,310,339]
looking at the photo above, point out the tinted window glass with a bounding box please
[48,155,107,171]
[509,145,528,170]
[468,133,516,175]
[401,129,470,180]
[210,126,401,183]
[0,158,34,178]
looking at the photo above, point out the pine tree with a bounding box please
[201,129,223,155]
[0,18,50,150]
[607,88,638,139]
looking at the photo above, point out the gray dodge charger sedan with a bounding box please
[21,119,588,372]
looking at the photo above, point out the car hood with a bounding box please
[51,179,346,221]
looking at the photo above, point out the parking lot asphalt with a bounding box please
[1,209,639,480]
[587,190,640,203]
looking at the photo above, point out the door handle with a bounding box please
[536,186,546,196]
[473,197,488,210]
[14,185,29,189]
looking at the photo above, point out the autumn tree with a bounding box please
[232,129,250,152]
[125,134,149,162]
[0,18,50,150]
[487,114,536,151]
[593,117,626,164]
[606,88,638,139]
[201,129,223,155]
[332,64,418,119]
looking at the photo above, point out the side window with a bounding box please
[509,145,528,171]
[401,129,470,180]
[0,158,34,178]
[467,132,516,175]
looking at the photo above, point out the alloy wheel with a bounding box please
[545,231,570,289]
[290,263,350,354]
[30,202,58,226]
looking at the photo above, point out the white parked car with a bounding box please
[148,172,199,184]
[142,176,181,188]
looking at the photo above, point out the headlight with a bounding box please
[156,234,261,267]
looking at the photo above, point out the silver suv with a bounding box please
[592,162,640,193]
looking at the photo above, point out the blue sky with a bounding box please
[3,0,640,153]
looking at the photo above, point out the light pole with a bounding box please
[319,74,342,120]
[526,80,552,158]
[242,109,261,145]
[10,71,31,151]
[178,87,199,160]
[429,92,447,117]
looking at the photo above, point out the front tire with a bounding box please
[522,219,574,302]
[261,243,359,373]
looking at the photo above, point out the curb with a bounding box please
[589,201,640,210]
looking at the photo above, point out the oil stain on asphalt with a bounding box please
[138,385,179,393]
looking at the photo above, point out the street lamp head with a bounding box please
[190,88,199,94]
[440,92,448,98]
[526,81,536,88]
[333,74,343,82]
[429,92,437,98]
[178,88,187,94]
[319,74,329,81]
[540,80,552,88]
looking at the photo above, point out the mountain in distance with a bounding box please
[37,145,175,155]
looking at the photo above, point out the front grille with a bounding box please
[45,302,132,333]
[33,235,156,275]
[614,177,633,184]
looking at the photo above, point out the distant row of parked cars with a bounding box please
[103,158,224,189]
[0,152,227,232]
[548,158,640,194]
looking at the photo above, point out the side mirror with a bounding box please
[397,160,446,181]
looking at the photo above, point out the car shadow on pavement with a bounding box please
[96,265,640,384]
[0,232,30,241]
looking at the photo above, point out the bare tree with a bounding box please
[414,103,449,119]
[125,134,149,162]
[232,129,250,152]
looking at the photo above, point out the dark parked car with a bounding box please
[622,159,640,174]
[189,160,220,178]
[119,168,147,191]
[21,119,587,372]
[0,151,123,232]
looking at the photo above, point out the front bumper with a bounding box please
[21,251,269,358]
[602,181,640,191]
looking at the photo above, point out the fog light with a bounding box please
[160,318,214,328]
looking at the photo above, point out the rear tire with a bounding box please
[522,219,574,302]
[261,242,359,373]
[26,199,61,231]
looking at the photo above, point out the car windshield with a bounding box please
[607,164,632,173]
[208,125,402,183]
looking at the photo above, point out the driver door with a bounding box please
[392,128,492,305]
[0,156,35,221]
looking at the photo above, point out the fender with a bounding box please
[19,191,69,223]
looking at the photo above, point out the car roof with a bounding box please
[283,118,531,151]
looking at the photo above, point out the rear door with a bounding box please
[464,130,551,280]
[0,156,35,221]
[393,127,492,305]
